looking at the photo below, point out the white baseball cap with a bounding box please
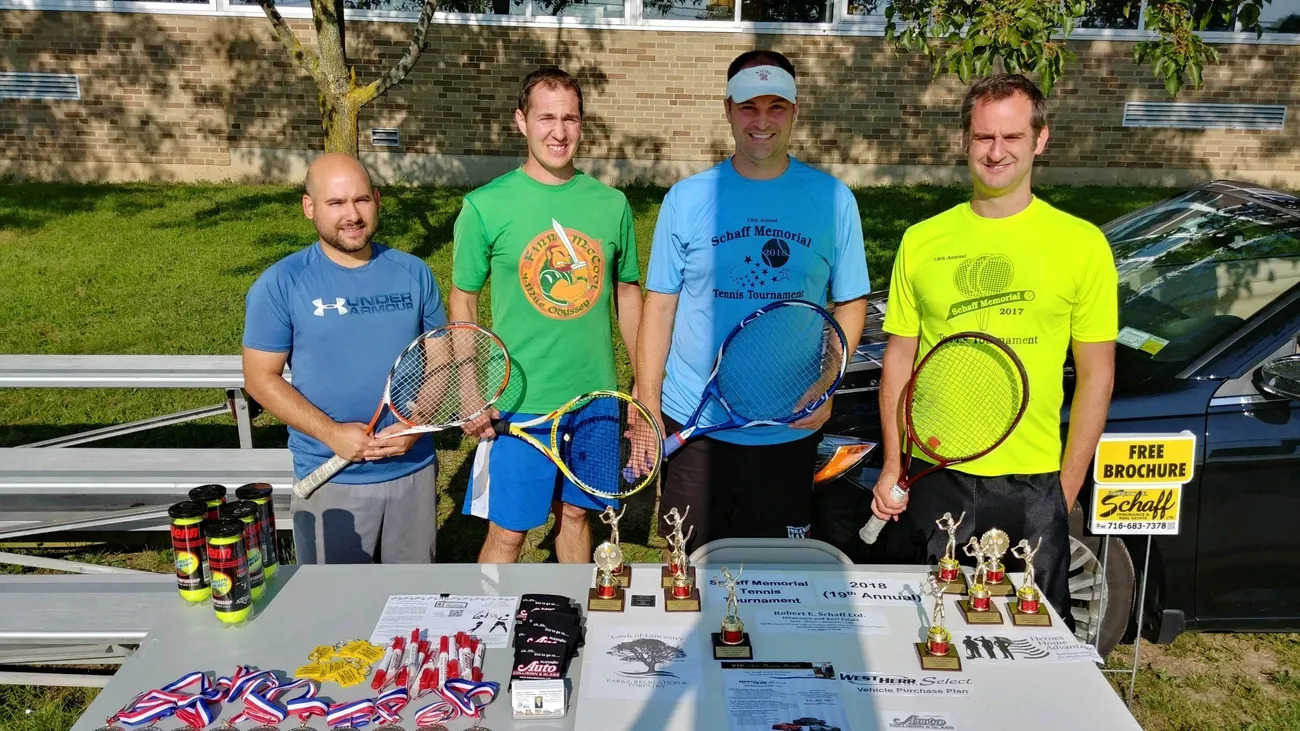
[725,65,797,104]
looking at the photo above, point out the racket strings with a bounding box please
[558,394,662,499]
[388,328,509,426]
[909,338,1025,460]
[714,305,845,421]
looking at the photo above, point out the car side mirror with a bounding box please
[1255,354,1300,401]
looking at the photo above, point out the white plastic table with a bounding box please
[70,562,1141,731]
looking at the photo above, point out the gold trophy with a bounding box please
[587,541,626,611]
[915,574,961,671]
[662,510,700,611]
[1009,537,1051,626]
[711,566,753,659]
[979,528,1014,596]
[956,536,1003,625]
[599,506,630,588]
[660,507,697,589]
[932,511,967,594]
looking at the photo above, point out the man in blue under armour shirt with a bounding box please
[637,50,871,555]
[242,153,448,564]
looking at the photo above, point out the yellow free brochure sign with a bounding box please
[1089,485,1182,535]
[1092,432,1196,486]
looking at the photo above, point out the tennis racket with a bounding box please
[859,331,1029,544]
[293,322,510,500]
[494,390,663,500]
[662,299,848,458]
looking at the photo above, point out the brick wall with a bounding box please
[2,9,1298,186]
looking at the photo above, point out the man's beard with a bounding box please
[320,227,372,253]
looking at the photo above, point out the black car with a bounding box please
[815,180,1300,656]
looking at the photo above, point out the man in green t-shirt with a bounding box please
[450,67,643,563]
[870,74,1118,625]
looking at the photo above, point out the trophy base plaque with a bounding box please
[711,632,753,660]
[956,599,1003,625]
[914,642,961,672]
[611,568,631,588]
[983,575,1014,597]
[663,587,701,612]
[931,570,967,595]
[587,586,626,612]
[661,566,695,588]
[1009,602,1051,627]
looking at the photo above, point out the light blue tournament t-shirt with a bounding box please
[243,242,448,483]
[646,157,871,445]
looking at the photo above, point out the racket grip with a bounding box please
[859,484,908,545]
[663,433,687,458]
[293,454,351,499]
[859,516,887,545]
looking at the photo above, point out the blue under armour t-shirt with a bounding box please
[243,242,448,483]
[646,157,871,445]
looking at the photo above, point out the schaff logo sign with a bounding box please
[883,707,956,723]
[887,714,956,730]
[1090,486,1182,535]
[839,672,971,696]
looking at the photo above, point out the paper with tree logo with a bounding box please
[580,627,704,701]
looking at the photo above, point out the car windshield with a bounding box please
[1103,185,1300,382]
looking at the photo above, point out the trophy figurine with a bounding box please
[587,541,626,612]
[600,506,630,588]
[979,528,1015,596]
[663,519,701,611]
[931,511,968,594]
[660,507,697,589]
[711,566,753,659]
[915,574,961,671]
[1009,536,1051,626]
[956,536,1003,625]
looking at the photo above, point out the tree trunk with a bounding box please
[321,92,360,155]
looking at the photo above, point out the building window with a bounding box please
[531,0,625,19]
[1079,0,1141,29]
[644,0,736,21]
[740,0,831,22]
[844,0,880,19]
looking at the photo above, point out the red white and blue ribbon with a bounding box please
[326,699,376,729]
[440,679,498,719]
[411,698,457,728]
[373,687,409,726]
[108,672,222,728]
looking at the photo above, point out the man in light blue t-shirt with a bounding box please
[638,50,871,555]
[242,153,448,564]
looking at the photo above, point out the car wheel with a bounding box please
[1068,534,1135,658]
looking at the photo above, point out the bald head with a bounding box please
[302,152,380,260]
[304,152,374,200]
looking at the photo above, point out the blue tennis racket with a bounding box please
[663,299,848,457]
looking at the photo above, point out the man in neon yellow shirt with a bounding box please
[870,74,1118,625]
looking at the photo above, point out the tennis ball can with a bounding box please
[235,482,278,579]
[204,518,253,626]
[168,500,210,603]
[218,501,265,602]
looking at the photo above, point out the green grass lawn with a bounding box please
[9,180,1299,729]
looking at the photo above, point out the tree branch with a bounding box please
[357,0,439,104]
[254,0,326,89]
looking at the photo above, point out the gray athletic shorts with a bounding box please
[290,461,438,564]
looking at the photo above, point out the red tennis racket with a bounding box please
[859,331,1028,544]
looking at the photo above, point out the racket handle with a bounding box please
[859,484,908,545]
[662,433,687,458]
[293,454,351,500]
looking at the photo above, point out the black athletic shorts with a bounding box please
[879,460,1075,631]
[656,414,821,556]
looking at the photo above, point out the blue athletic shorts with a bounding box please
[462,411,619,531]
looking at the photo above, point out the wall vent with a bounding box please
[1122,101,1286,130]
[0,72,81,101]
[370,127,401,147]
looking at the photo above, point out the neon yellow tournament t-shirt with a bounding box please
[882,197,1118,476]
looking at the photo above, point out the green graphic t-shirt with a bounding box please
[882,197,1119,476]
[452,169,640,413]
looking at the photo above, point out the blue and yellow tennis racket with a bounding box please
[663,299,848,457]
